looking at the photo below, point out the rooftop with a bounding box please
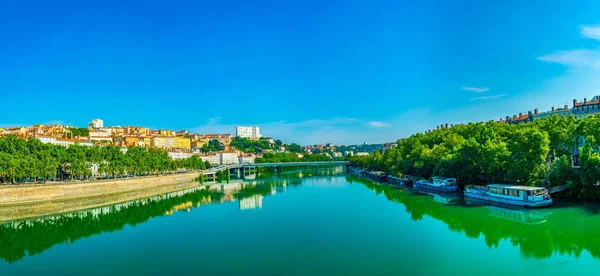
[574,96,600,107]
[488,184,546,191]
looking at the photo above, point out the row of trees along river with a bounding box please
[347,113,600,200]
[0,136,211,184]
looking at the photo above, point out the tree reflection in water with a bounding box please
[347,175,600,260]
[0,178,297,264]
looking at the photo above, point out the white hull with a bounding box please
[464,190,552,208]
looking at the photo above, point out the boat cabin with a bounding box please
[487,184,549,200]
[432,176,457,186]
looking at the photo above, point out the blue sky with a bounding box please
[2,0,600,145]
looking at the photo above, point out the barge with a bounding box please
[464,184,552,208]
[413,176,458,193]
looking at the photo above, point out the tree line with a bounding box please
[0,136,210,184]
[347,114,600,198]
[255,152,335,163]
[229,136,304,154]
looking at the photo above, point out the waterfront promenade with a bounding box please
[0,161,349,206]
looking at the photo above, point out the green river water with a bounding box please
[1,169,600,275]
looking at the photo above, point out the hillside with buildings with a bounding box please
[0,119,349,168]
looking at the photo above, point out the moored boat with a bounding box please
[400,175,414,187]
[413,176,458,193]
[367,171,388,182]
[464,184,552,208]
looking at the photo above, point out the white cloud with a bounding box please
[581,25,600,41]
[469,94,507,101]
[538,49,600,68]
[538,25,600,68]
[461,87,489,93]
[368,121,390,128]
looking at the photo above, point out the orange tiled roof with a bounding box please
[574,99,600,107]
[514,114,529,121]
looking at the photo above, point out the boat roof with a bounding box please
[432,176,456,181]
[487,184,546,191]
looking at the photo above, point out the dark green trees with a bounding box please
[348,114,600,188]
[0,136,208,184]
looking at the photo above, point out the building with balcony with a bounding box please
[90,129,113,138]
[159,130,174,136]
[236,126,261,139]
[200,154,220,165]
[572,96,600,118]
[4,127,27,137]
[219,152,239,165]
[168,151,194,160]
[531,105,571,120]
[173,136,191,150]
[124,136,140,147]
[151,136,166,148]
[37,135,92,147]
[124,126,150,136]
[239,155,255,164]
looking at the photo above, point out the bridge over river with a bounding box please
[202,161,350,178]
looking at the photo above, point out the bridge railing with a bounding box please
[202,161,349,173]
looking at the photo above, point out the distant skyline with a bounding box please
[2,1,600,144]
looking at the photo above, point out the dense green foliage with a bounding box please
[67,127,90,138]
[200,139,225,153]
[286,143,304,153]
[230,137,279,153]
[229,136,302,153]
[0,136,209,183]
[348,114,600,190]
[255,152,333,163]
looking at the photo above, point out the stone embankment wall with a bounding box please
[0,172,199,206]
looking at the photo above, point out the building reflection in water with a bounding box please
[239,195,263,210]
[0,169,346,263]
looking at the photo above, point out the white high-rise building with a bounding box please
[236,126,261,139]
[89,119,104,129]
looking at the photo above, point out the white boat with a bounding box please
[464,184,552,208]
[414,177,458,193]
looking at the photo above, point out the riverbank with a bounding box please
[0,172,200,206]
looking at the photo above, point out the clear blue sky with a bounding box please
[2,0,600,145]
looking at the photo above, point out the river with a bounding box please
[1,169,600,275]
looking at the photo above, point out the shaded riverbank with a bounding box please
[0,172,200,206]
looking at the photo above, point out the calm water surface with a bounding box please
[1,171,600,275]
